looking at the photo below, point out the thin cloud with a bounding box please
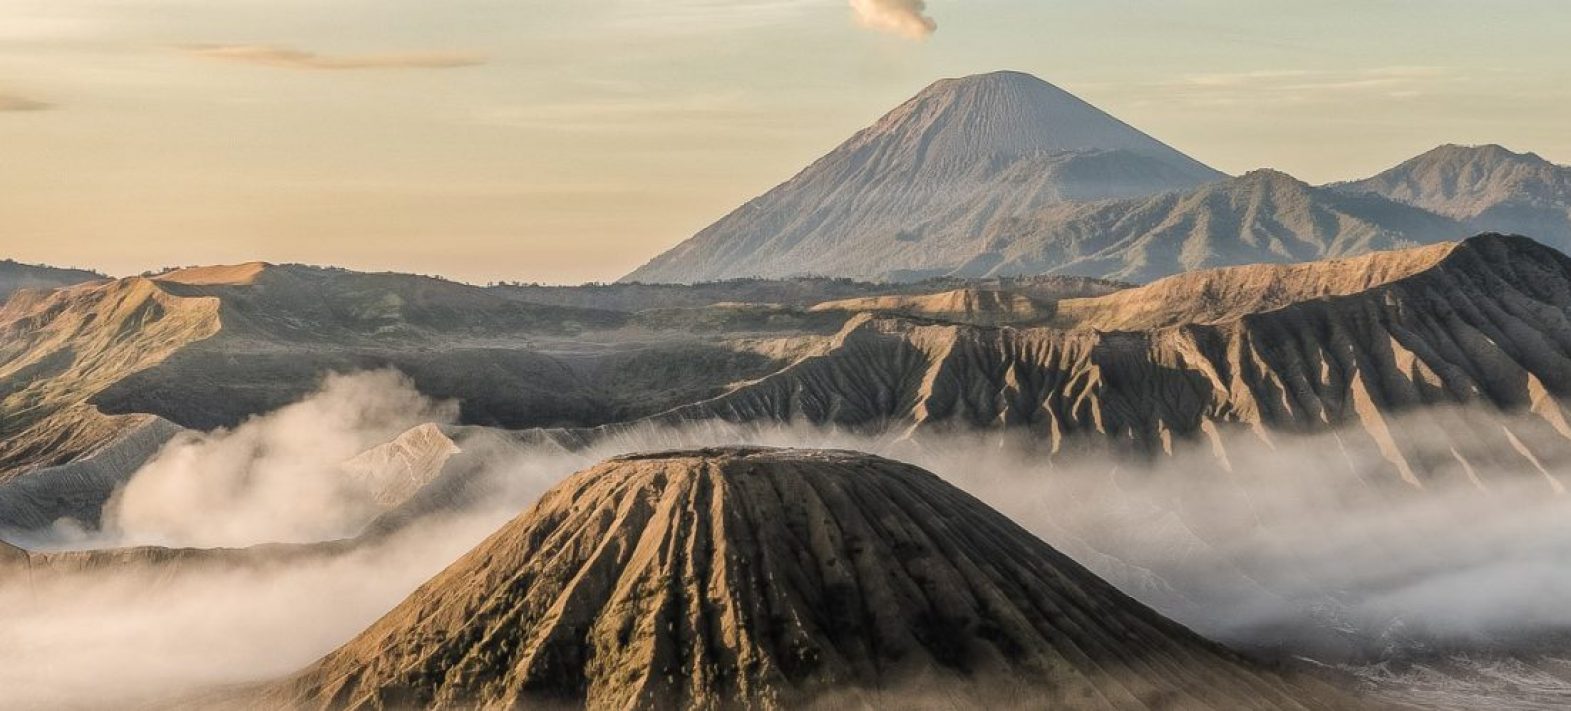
[849,0,936,39]
[180,44,488,71]
[0,92,52,111]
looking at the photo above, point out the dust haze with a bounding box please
[5,372,1571,707]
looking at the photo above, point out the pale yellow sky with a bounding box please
[2,0,1568,283]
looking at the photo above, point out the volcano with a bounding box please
[269,447,1346,710]
[623,71,1224,284]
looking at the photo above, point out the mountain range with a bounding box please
[9,233,1571,535]
[9,235,1571,708]
[625,71,1571,284]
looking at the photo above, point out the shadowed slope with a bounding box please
[0,259,103,302]
[269,448,1348,710]
[1336,144,1571,250]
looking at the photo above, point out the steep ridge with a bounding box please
[647,236,1571,488]
[1053,241,1458,331]
[88,263,797,432]
[6,263,627,440]
[147,263,626,342]
[0,277,224,479]
[0,260,846,479]
[268,448,1347,710]
[624,71,1223,283]
[968,169,1466,282]
[507,274,1128,311]
[1336,144,1571,249]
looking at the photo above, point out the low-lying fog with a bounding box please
[5,370,1571,708]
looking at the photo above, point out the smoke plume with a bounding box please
[849,0,937,39]
[103,370,456,548]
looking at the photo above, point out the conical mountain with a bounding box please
[966,168,1466,282]
[269,448,1348,710]
[623,71,1224,284]
[1336,144,1571,248]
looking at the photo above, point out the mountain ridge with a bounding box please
[620,75,1571,286]
[962,168,1466,282]
[632,235,1571,490]
[1335,143,1571,251]
[0,259,105,302]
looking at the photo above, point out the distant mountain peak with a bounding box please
[1420,143,1550,164]
[623,70,1223,284]
[1234,167,1311,188]
[860,70,1221,172]
[1337,144,1571,243]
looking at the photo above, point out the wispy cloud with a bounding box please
[849,0,936,39]
[179,44,489,71]
[0,92,52,111]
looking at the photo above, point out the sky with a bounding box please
[1,0,1568,284]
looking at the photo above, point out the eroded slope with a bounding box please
[651,236,1571,488]
[0,277,223,479]
[269,448,1343,710]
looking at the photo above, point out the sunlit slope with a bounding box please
[648,235,1571,487]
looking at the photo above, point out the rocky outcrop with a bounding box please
[268,448,1347,710]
